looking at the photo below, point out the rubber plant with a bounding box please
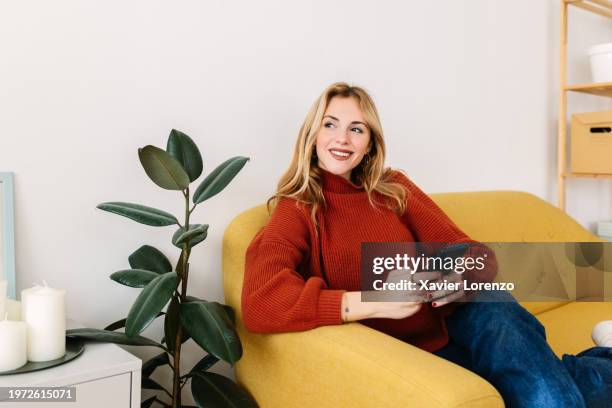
[66,130,257,408]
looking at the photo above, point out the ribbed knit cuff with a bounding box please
[316,290,346,326]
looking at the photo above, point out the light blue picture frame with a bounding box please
[0,173,15,299]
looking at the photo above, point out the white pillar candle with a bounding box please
[5,299,20,321]
[21,282,66,362]
[0,280,6,321]
[0,313,27,372]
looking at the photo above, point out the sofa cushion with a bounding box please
[535,301,612,357]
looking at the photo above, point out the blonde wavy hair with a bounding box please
[266,82,409,232]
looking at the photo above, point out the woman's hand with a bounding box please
[431,271,465,307]
[385,268,465,308]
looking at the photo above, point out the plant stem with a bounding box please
[171,187,192,408]
[171,323,183,408]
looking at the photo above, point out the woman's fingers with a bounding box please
[432,289,465,307]
[427,272,464,306]
[383,270,467,305]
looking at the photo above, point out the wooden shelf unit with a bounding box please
[565,82,612,97]
[564,172,612,179]
[557,0,612,210]
[567,0,612,18]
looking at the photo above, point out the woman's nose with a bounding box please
[335,128,350,143]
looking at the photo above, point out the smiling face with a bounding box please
[315,96,372,181]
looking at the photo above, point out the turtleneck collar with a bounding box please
[320,168,365,194]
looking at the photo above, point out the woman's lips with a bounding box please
[329,150,353,161]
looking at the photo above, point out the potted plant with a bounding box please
[67,130,258,408]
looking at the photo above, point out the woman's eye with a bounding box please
[351,127,363,134]
[324,122,335,128]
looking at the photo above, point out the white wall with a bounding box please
[1,0,610,404]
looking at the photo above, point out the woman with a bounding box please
[241,82,612,407]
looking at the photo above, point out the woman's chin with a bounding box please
[322,166,352,178]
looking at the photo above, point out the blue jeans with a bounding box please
[432,290,612,408]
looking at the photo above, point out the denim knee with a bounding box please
[467,290,547,338]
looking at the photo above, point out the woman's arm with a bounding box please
[341,291,424,322]
[242,198,346,333]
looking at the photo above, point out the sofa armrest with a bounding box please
[235,321,503,408]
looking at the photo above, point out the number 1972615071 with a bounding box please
[3,387,75,402]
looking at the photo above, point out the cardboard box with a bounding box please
[571,110,612,174]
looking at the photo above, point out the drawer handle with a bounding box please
[590,127,612,133]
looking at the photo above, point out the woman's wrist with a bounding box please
[341,291,375,322]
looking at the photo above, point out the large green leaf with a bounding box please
[104,318,127,332]
[111,269,159,288]
[193,156,249,204]
[66,328,165,350]
[190,354,219,375]
[191,372,258,408]
[166,129,203,182]
[128,245,172,273]
[180,301,242,365]
[97,202,178,226]
[161,329,191,347]
[164,296,180,353]
[172,224,209,248]
[142,377,166,391]
[162,294,191,346]
[186,296,236,325]
[186,295,236,325]
[138,145,190,190]
[222,305,236,326]
[141,396,156,408]
[142,352,170,378]
[126,272,179,337]
[104,312,164,331]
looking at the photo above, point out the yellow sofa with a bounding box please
[222,191,612,407]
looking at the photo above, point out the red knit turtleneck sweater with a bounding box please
[241,168,497,352]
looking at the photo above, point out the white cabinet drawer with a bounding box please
[72,372,132,408]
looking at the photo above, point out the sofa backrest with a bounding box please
[430,191,596,242]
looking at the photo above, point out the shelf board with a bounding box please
[567,0,612,18]
[565,82,612,97]
[564,172,612,179]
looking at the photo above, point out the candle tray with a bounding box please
[0,338,85,375]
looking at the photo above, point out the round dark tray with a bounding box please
[0,338,85,375]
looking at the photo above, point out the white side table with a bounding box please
[0,320,142,407]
